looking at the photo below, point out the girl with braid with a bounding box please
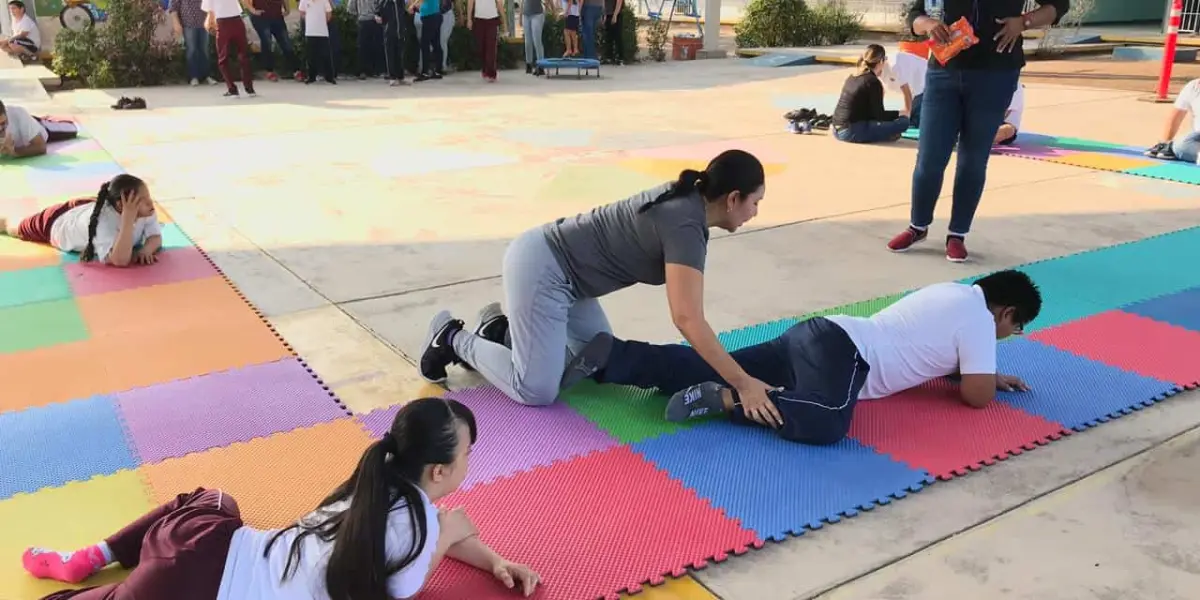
[0,174,162,267]
[418,150,782,428]
[21,397,541,599]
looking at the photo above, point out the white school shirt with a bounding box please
[1176,79,1200,133]
[475,0,500,19]
[50,202,163,262]
[1005,83,1025,130]
[883,50,927,98]
[561,0,580,16]
[200,0,244,19]
[2,104,47,148]
[13,13,41,50]
[300,0,333,37]
[825,282,997,400]
[215,490,441,600]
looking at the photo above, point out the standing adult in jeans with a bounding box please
[349,0,385,79]
[247,0,302,82]
[411,0,444,81]
[579,0,602,60]
[169,0,217,86]
[888,0,1067,263]
[601,0,622,64]
[521,0,549,75]
[202,0,258,98]
[439,0,455,73]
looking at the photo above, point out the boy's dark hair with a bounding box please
[975,269,1042,327]
[8,1,25,10]
[265,397,478,600]
[0,100,6,116]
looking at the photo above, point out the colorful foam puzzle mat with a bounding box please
[3,130,1200,600]
[899,128,1200,186]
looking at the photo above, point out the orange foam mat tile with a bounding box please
[0,318,291,413]
[0,236,62,272]
[77,276,268,339]
[0,471,156,598]
[141,419,374,529]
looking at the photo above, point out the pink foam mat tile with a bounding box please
[356,386,620,491]
[849,380,1068,480]
[64,246,219,296]
[1029,310,1200,387]
[115,358,349,464]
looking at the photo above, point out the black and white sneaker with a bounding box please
[1147,142,1178,160]
[559,332,613,391]
[419,310,465,384]
[474,302,510,347]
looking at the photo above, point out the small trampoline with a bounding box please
[537,57,601,79]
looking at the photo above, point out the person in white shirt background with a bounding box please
[20,398,542,600]
[995,82,1025,146]
[882,46,928,129]
[300,0,338,84]
[202,0,258,98]
[1146,77,1200,162]
[0,173,164,267]
[1,0,39,59]
[561,270,1042,446]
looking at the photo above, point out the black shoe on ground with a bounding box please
[559,332,614,391]
[419,311,466,384]
[526,63,533,74]
[222,89,240,99]
[414,73,431,82]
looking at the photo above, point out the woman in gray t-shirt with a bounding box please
[418,150,780,421]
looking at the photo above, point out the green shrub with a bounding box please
[51,0,179,88]
[897,0,923,42]
[734,0,862,48]
[645,18,669,62]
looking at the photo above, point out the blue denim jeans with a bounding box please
[835,116,911,144]
[249,16,297,74]
[1173,131,1200,164]
[911,68,1020,235]
[594,318,870,445]
[580,4,602,59]
[183,26,211,81]
[910,93,923,129]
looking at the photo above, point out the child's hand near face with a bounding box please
[119,190,141,220]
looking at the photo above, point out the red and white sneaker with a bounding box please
[887,227,928,252]
[945,236,969,262]
[266,72,279,82]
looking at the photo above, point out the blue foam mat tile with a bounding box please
[0,395,139,499]
[633,422,933,541]
[1122,287,1200,333]
[993,339,1179,432]
[963,227,1200,331]
[716,318,801,352]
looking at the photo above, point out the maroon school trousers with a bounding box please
[215,16,254,91]
[15,198,95,244]
[41,488,244,600]
[474,17,500,79]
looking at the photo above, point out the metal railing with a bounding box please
[1180,0,1200,33]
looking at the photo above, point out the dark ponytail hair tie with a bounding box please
[382,432,400,454]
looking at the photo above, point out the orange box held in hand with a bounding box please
[927,17,979,66]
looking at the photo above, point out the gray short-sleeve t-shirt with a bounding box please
[542,183,710,299]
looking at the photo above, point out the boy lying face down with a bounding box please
[560,269,1042,445]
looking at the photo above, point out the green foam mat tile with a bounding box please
[0,266,72,309]
[1042,135,1136,153]
[1124,162,1200,186]
[0,298,90,354]
[800,292,910,320]
[11,149,113,172]
[563,380,701,444]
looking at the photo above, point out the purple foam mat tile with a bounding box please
[995,145,1078,160]
[115,358,348,464]
[356,387,621,491]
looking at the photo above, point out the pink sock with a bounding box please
[22,544,111,584]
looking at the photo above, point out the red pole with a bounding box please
[1158,0,1184,101]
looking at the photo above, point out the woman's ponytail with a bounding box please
[638,168,707,214]
[79,182,110,263]
[637,150,764,215]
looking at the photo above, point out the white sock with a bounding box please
[96,541,114,565]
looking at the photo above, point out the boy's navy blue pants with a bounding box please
[597,317,870,445]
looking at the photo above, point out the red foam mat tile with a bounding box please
[420,445,760,600]
[1030,310,1200,388]
[849,381,1068,480]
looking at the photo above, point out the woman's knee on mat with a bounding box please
[513,371,561,406]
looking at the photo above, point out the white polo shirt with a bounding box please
[200,0,244,19]
[13,13,40,50]
[299,0,332,37]
[883,50,927,98]
[2,104,47,149]
[826,282,998,400]
[1175,79,1200,133]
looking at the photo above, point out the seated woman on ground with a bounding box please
[0,174,163,267]
[22,397,542,600]
[831,44,911,144]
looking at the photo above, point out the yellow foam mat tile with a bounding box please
[1049,152,1159,172]
[621,576,721,599]
[618,157,789,181]
[0,471,155,598]
[0,236,62,272]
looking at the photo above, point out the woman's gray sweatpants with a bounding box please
[452,227,612,406]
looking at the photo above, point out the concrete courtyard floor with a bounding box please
[36,57,1200,599]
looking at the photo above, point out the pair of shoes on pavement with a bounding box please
[111,96,146,110]
[1145,142,1178,160]
[887,227,970,263]
[419,303,510,384]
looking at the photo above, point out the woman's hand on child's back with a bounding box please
[491,560,541,597]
